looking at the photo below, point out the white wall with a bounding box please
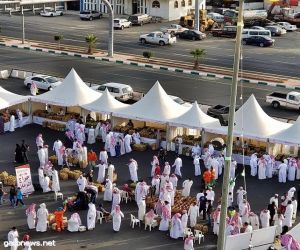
[168,0,196,21]
[148,0,170,18]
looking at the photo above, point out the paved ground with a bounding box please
[0,46,299,121]
[1,13,300,77]
[0,124,299,250]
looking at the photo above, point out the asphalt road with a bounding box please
[0,46,299,121]
[0,124,299,250]
[0,13,300,77]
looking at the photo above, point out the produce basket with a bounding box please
[133,144,147,151]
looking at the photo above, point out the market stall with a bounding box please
[112,81,188,148]
[30,69,101,130]
[0,86,31,132]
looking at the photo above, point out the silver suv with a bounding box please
[80,11,102,21]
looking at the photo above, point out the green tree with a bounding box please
[85,34,97,54]
[190,48,206,69]
[142,51,153,61]
[54,34,63,50]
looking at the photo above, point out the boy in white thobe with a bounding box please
[41,174,51,193]
[188,202,199,228]
[8,227,19,250]
[182,179,193,197]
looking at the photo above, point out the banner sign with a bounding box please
[15,164,35,195]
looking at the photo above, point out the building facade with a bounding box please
[80,0,206,20]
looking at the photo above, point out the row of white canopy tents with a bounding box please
[1,68,299,150]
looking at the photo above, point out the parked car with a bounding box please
[277,22,297,31]
[264,25,286,36]
[113,18,132,29]
[160,24,188,35]
[266,91,300,110]
[128,14,152,26]
[80,10,102,21]
[211,26,237,38]
[91,82,134,101]
[40,10,63,17]
[242,36,274,47]
[24,75,62,91]
[207,104,239,125]
[139,31,176,46]
[250,26,266,30]
[176,30,206,40]
[242,29,271,38]
[207,12,224,22]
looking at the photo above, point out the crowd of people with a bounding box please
[3,119,300,250]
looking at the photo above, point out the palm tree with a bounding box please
[190,48,206,69]
[85,34,97,54]
[54,35,63,50]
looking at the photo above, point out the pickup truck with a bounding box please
[160,24,188,35]
[139,31,176,46]
[266,91,300,110]
[207,104,239,125]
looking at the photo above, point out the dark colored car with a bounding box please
[242,36,274,47]
[207,105,239,125]
[176,30,206,40]
[211,26,237,38]
[264,25,285,36]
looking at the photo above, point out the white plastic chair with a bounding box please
[130,214,140,229]
[54,191,63,201]
[96,211,104,224]
[121,191,131,203]
[194,230,204,244]
[183,227,192,240]
[144,218,157,231]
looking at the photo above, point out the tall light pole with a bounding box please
[216,0,244,249]
[21,7,25,44]
[102,0,114,57]
[194,0,199,31]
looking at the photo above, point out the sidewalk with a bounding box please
[1,36,300,90]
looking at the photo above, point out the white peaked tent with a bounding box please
[113,81,188,123]
[169,101,223,133]
[0,86,29,110]
[269,117,300,146]
[233,94,291,140]
[82,89,129,114]
[31,68,101,106]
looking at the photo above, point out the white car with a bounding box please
[40,10,63,17]
[24,75,62,91]
[277,22,297,31]
[91,82,133,101]
[140,31,176,46]
[114,18,132,29]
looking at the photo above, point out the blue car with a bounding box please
[242,36,274,47]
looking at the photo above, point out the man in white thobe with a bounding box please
[36,134,44,148]
[269,194,279,208]
[278,160,288,183]
[53,139,63,165]
[87,202,96,230]
[163,162,171,176]
[7,227,19,250]
[77,175,87,192]
[188,202,199,228]
[191,144,201,157]
[239,200,250,223]
[287,187,296,200]
[250,153,258,177]
[169,174,178,190]
[288,158,297,182]
[111,205,124,232]
[206,187,215,205]
[264,153,273,179]
[107,163,115,183]
[217,154,224,176]
[138,199,146,221]
[230,160,237,179]
[151,175,160,196]
[128,159,138,182]
[236,187,246,206]
[105,132,111,151]
[160,173,169,188]
[182,179,193,197]
[249,212,260,230]
[37,146,46,168]
[292,197,298,220]
[108,132,116,157]
[41,174,51,193]
[51,168,60,192]
[104,179,113,201]
[260,209,271,228]
[96,161,106,183]
[9,114,15,132]
[208,143,214,156]
[181,210,188,229]
[16,109,23,128]
[112,188,121,211]
[99,149,108,166]
[283,201,294,227]
[124,134,132,153]
[170,213,183,239]
[258,157,266,180]
[36,203,49,232]
[87,126,96,144]
[193,155,201,176]
[135,181,149,204]
[132,130,141,144]
[172,156,182,178]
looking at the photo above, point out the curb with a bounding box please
[0,42,297,90]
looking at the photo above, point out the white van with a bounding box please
[242,29,271,38]
[91,82,133,101]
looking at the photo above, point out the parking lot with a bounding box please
[0,12,300,77]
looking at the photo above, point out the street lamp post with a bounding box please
[216,0,244,249]
[102,0,114,57]
[21,7,25,44]
[194,0,199,31]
